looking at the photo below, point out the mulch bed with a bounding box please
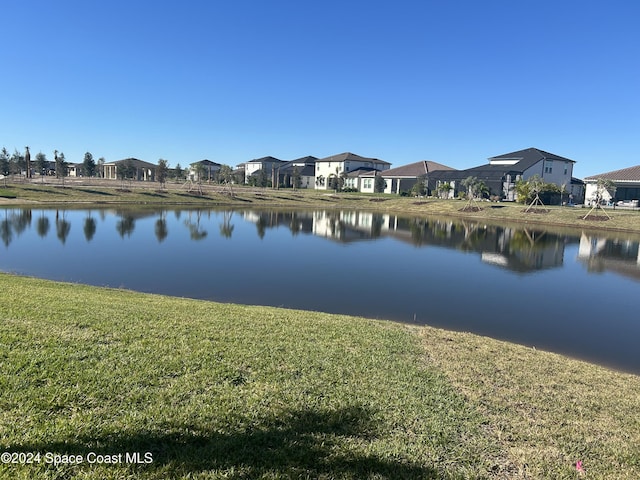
[369,198,389,202]
[580,215,610,221]
[459,206,483,212]
[522,208,550,214]
[412,201,428,205]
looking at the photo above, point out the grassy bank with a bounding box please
[1,274,639,479]
[2,180,640,234]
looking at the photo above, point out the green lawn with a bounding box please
[1,274,639,479]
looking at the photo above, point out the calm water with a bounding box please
[2,207,640,374]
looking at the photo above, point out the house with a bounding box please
[380,160,455,195]
[275,156,317,189]
[67,163,83,177]
[583,165,640,206]
[188,159,221,182]
[429,148,576,201]
[244,156,286,185]
[102,158,157,181]
[314,152,391,190]
[344,168,384,193]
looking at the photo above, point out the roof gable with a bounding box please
[246,156,284,164]
[316,152,390,165]
[191,159,221,167]
[489,148,575,171]
[382,160,454,177]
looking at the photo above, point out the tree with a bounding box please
[97,157,106,178]
[10,149,24,177]
[461,176,487,200]
[374,174,386,193]
[583,178,616,220]
[436,181,452,199]
[0,148,9,186]
[292,166,302,190]
[55,151,67,185]
[117,160,135,188]
[82,152,96,177]
[174,163,183,181]
[35,152,48,182]
[157,159,169,189]
[411,174,427,196]
[25,147,31,178]
[218,164,235,196]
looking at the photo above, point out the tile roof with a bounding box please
[316,152,390,165]
[381,160,454,177]
[584,165,640,182]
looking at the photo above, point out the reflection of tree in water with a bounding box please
[116,214,135,239]
[155,211,168,243]
[327,212,344,239]
[184,210,207,241]
[409,218,428,246]
[289,212,300,236]
[55,210,71,245]
[37,211,50,238]
[219,211,234,239]
[371,214,383,238]
[508,229,551,252]
[84,211,97,242]
[256,215,267,239]
[0,210,11,247]
[458,220,487,251]
[12,209,32,236]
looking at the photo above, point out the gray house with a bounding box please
[429,148,577,201]
[380,160,455,195]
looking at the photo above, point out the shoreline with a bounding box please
[3,180,640,235]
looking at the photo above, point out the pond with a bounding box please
[1,207,640,374]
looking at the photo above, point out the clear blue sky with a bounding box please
[2,0,638,177]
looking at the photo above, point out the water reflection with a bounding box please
[2,206,640,373]
[578,234,640,280]
[2,207,640,280]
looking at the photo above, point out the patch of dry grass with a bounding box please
[417,326,640,479]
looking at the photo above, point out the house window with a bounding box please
[544,160,553,174]
[564,163,568,175]
[363,179,372,189]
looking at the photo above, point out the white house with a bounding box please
[314,152,391,190]
[583,165,640,206]
[244,156,286,184]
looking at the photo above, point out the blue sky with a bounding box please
[2,0,638,177]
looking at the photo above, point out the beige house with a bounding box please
[103,158,157,181]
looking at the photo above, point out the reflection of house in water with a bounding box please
[578,234,640,281]
[373,216,571,272]
[311,211,388,242]
[241,211,314,237]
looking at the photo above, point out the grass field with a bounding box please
[1,274,639,479]
[2,180,640,234]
